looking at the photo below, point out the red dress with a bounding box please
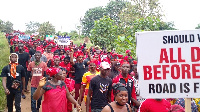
[42,81,68,112]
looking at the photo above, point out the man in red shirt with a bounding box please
[139,99,171,112]
[112,62,140,107]
[27,51,47,112]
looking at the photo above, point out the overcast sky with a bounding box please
[1,0,200,32]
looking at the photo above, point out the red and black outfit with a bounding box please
[112,74,137,106]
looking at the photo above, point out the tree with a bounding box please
[2,21,13,33]
[38,21,55,36]
[195,23,200,29]
[105,0,129,24]
[81,6,106,36]
[68,30,79,39]
[0,19,4,32]
[90,16,118,50]
[82,0,129,37]
[25,21,40,34]
[119,0,163,28]
[114,17,176,58]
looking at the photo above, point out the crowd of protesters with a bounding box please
[1,30,200,112]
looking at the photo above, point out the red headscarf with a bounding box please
[90,58,98,67]
[46,68,60,77]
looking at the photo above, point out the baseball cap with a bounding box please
[100,62,111,69]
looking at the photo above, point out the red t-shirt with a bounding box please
[112,74,137,105]
[139,99,171,112]
[64,78,75,92]
[59,62,73,78]
[124,56,132,62]
[27,61,47,88]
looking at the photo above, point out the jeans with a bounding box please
[7,91,21,112]
[91,109,102,112]
[31,87,42,112]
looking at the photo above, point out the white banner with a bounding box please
[57,36,70,45]
[18,35,30,41]
[136,30,200,98]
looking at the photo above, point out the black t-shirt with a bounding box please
[83,58,90,71]
[73,62,87,83]
[89,75,112,109]
[0,65,25,93]
[29,48,36,57]
[16,52,30,69]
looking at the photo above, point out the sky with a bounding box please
[0,0,200,32]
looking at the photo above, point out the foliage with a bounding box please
[90,16,118,50]
[114,16,176,58]
[38,21,55,36]
[82,0,128,37]
[68,30,79,39]
[81,6,106,36]
[114,35,136,57]
[25,21,40,34]
[0,20,13,33]
[195,23,200,29]
[105,0,129,24]
[0,32,10,111]
[119,0,163,28]
[72,38,93,48]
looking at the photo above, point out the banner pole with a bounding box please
[185,98,191,112]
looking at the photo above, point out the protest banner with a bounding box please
[18,35,30,41]
[46,35,54,40]
[57,36,70,45]
[136,30,200,99]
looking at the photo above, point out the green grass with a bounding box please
[0,32,10,112]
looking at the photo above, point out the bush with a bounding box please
[0,32,10,111]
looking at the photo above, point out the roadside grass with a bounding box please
[0,32,9,112]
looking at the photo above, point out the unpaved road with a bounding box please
[4,82,86,112]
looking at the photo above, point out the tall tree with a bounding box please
[25,21,40,34]
[119,0,163,28]
[38,21,55,36]
[105,0,129,24]
[68,30,79,39]
[81,6,106,36]
[90,16,118,50]
[2,21,13,33]
[0,19,4,32]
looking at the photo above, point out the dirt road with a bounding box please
[5,82,86,112]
